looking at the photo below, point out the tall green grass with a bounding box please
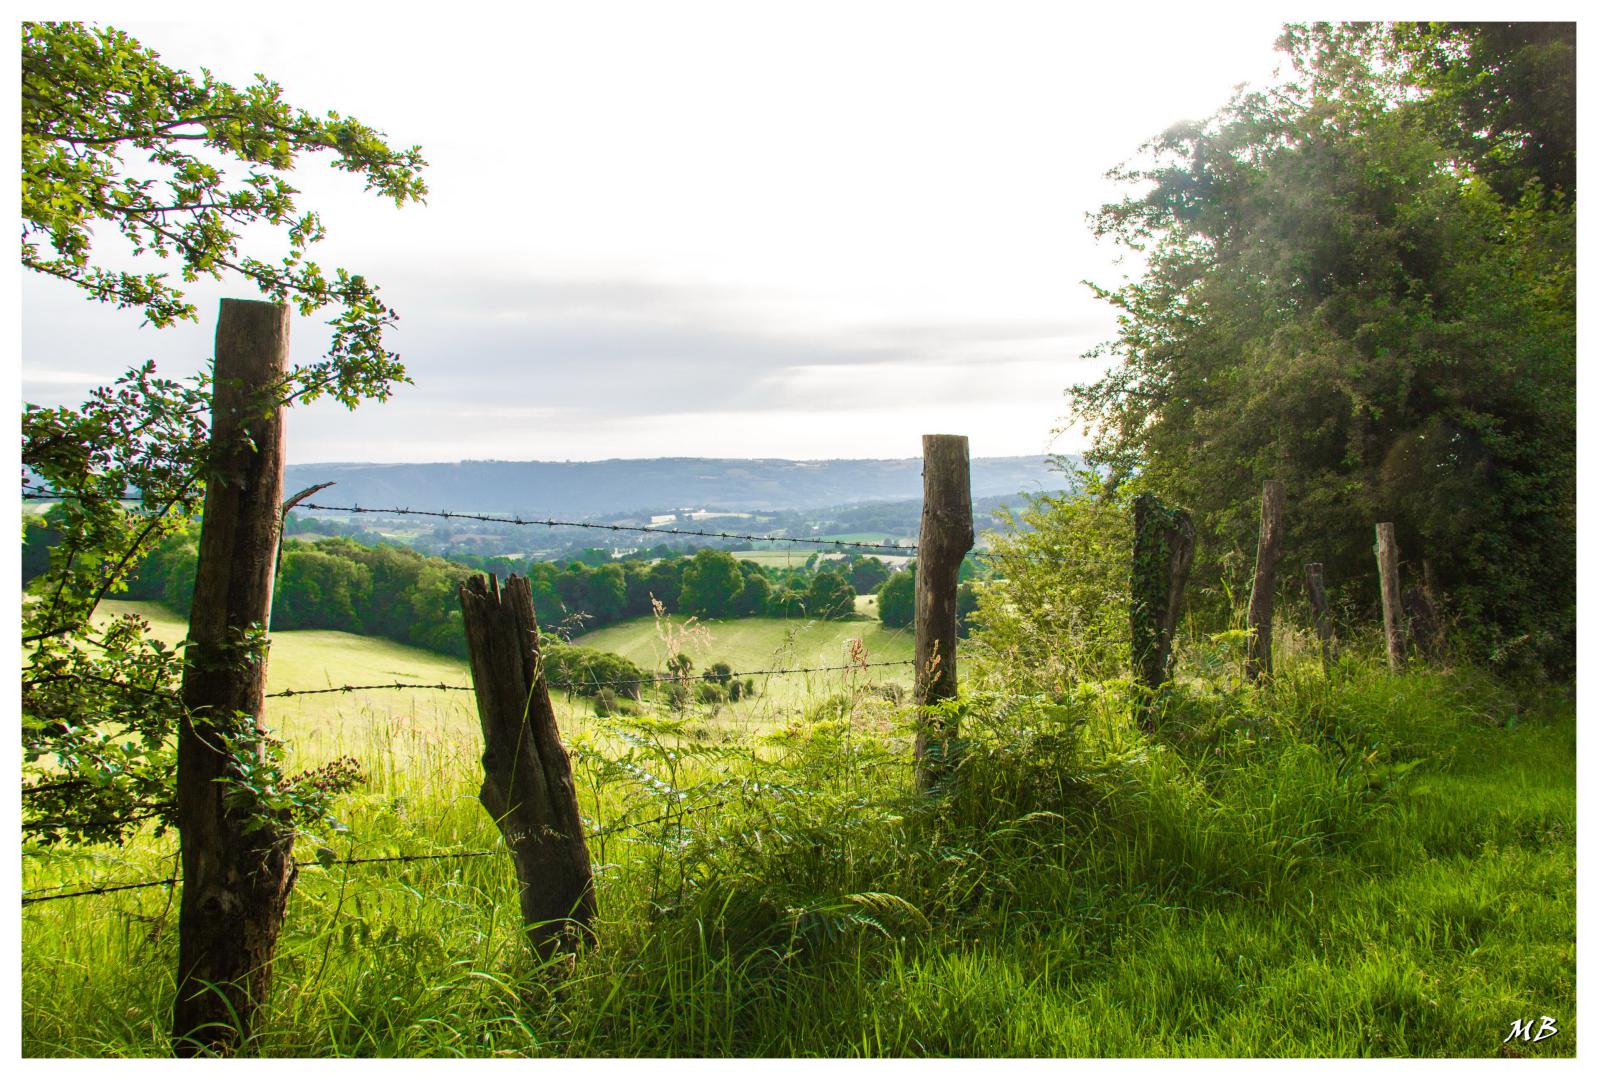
[21,633,1574,1057]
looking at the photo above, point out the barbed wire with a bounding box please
[295,501,920,554]
[264,659,914,699]
[25,659,915,706]
[22,796,739,905]
[21,486,135,502]
[21,877,178,905]
[24,486,1054,562]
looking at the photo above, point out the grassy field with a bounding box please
[92,600,913,749]
[573,613,914,710]
[727,549,912,570]
[94,601,593,774]
[23,614,1576,1057]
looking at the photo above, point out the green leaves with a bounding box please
[1071,22,1574,673]
[20,21,427,848]
[21,20,425,396]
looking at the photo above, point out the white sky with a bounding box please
[17,2,1292,464]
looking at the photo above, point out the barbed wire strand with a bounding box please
[265,659,914,699]
[298,501,919,554]
[23,488,918,555]
[23,796,736,905]
[23,486,1060,561]
[23,659,916,706]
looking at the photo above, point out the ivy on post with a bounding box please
[914,434,974,793]
[1130,494,1195,730]
[458,573,596,958]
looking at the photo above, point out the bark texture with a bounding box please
[1244,480,1285,681]
[458,573,596,956]
[1375,522,1406,671]
[174,299,294,1055]
[913,434,973,792]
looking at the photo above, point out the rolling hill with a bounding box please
[284,454,1075,517]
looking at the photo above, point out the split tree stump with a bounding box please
[1303,561,1337,669]
[458,573,596,958]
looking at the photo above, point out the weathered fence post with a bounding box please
[458,573,596,957]
[174,299,295,1055]
[1130,494,1195,729]
[1375,522,1406,670]
[1303,562,1337,670]
[914,434,974,793]
[1244,479,1285,682]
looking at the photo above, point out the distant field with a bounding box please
[730,549,911,570]
[727,549,831,569]
[573,613,913,710]
[92,601,596,771]
[89,601,907,753]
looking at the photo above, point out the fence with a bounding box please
[21,299,976,990]
[23,299,1416,1050]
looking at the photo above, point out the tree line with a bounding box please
[1070,22,1574,675]
[21,510,944,660]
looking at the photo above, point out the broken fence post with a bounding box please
[458,573,596,958]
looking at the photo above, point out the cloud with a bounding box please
[20,369,107,387]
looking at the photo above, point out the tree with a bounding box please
[847,556,890,594]
[1387,23,1575,203]
[1071,22,1574,672]
[877,566,916,629]
[678,549,744,620]
[20,21,426,1052]
[806,569,856,620]
[734,572,772,616]
[955,581,979,638]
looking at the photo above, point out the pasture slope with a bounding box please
[34,606,1569,1058]
[572,613,914,709]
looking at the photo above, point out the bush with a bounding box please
[968,468,1131,693]
[877,567,914,628]
[806,570,856,620]
[542,643,649,699]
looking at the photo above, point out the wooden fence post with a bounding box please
[1303,561,1337,670]
[458,573,596,957]
[914,434,973,793]
[1244,480,1285,682]
[1375,522,1406,670]
[174,299,294,1055]
[1130,494,1196,729]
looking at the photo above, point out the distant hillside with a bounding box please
[285,455,1076,517]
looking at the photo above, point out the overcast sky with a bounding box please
[18,3,1290,464]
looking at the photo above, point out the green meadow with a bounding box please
[21,610,1576,1057]
[573,613,915,710]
